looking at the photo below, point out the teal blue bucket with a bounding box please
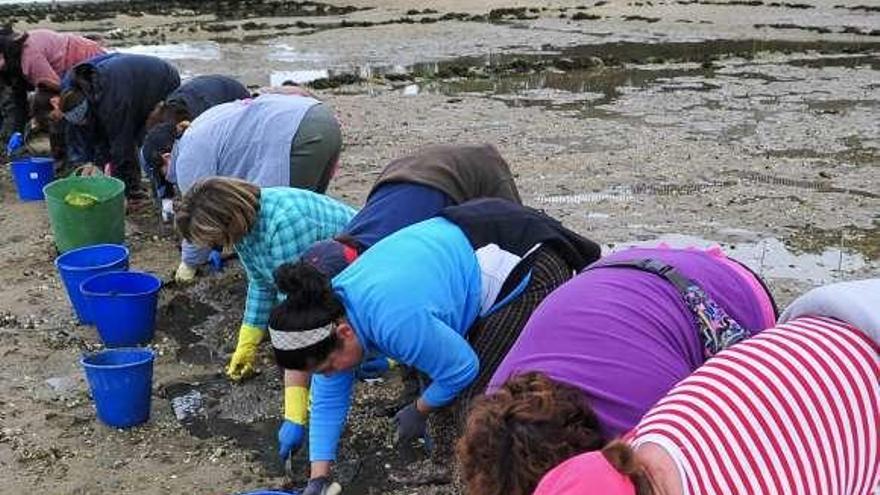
[11,157,54,201]
[55,244,130,324]
[81,348,155,428]
[80,271,162,347]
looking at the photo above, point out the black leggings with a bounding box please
[428,247,575,464]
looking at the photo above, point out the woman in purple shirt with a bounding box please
[456,245,777,495]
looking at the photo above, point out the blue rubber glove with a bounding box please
[208,249,223,273]
[355,356,393,380]
[6,132,23,157]
[278,419,306,460]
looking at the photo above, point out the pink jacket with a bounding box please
[19,29,105,88]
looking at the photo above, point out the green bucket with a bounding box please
[43,174,125,253]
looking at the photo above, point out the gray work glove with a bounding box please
[303,476,342,495]
[394,402,428,445]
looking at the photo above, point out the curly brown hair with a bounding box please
[456,372,607,495]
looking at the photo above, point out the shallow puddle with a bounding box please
[117,42,222,60]
[270,69,330,86]
[614,232,874,283]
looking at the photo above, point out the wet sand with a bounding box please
[0,1,878,493]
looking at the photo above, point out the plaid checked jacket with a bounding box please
[235,187,355,328]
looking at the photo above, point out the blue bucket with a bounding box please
[81,348,155,428]
[11,157,54,201]
[55,244,130,324]
[80,271,162,347]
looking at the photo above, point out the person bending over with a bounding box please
[457,245,777,495]
[267,198,600,495]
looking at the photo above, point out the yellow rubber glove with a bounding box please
[174,261,197,284]
[285,385,310,424]
[226,324,265,381]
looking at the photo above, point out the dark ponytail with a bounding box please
[269,261,346,370]
[601,441,654,495]
[0,29,27,81]
[274,260,344,324]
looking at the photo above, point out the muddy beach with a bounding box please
[0,0,878,493]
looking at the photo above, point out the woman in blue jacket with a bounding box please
[59,52,179,201]
[266,199,600,495]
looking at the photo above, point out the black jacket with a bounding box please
[65,53,179,173]
[441,198,601,302]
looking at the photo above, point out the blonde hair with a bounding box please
[175,120,191,135]
[176,177,261,249]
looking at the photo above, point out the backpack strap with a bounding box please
[587,257,749,357]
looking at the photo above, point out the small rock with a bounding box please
[585,56,604,68]
[170,390,203,422]
[45,374,84,395]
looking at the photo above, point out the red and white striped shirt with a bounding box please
[632,316,880,495]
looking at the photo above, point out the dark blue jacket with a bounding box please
[166,74,249,117]
[65,53,179,171]
[141,74,249,198]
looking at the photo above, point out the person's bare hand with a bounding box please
[78,164,101,176]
